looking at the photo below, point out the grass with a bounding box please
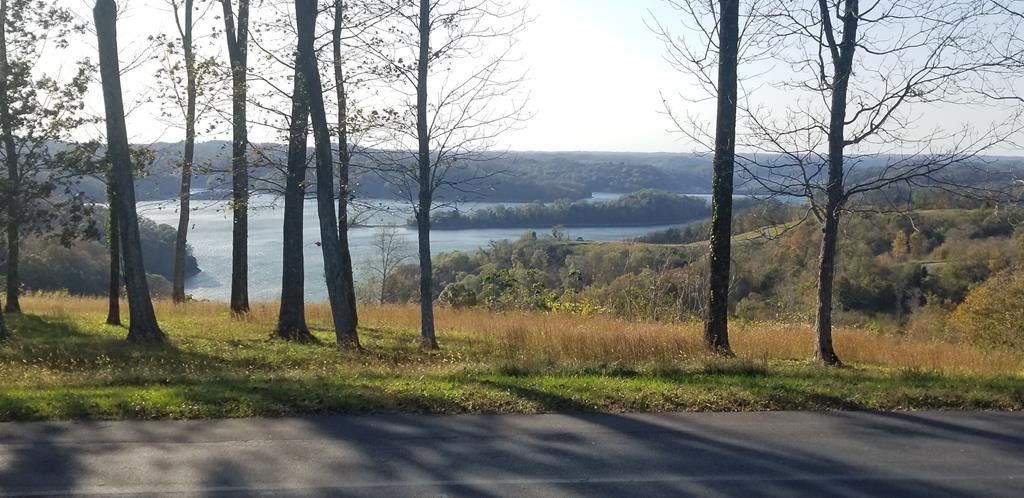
[0,294,1022,421]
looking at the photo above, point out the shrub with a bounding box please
[949,268,1024,350]
[904,299,955,342]
[438,282,478,309]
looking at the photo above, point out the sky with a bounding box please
[49,1,1024,155]
[56,0,705,153]
[500,0,693,152]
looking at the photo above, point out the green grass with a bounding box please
[0,300,1022,421]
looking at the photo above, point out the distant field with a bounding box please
[0,295,1021,421]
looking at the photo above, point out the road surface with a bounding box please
[1,411,1022,497]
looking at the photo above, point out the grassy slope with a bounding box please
[0,296,1021,421]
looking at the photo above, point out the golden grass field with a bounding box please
[0,294,1021,421]
[27,294,1023,375]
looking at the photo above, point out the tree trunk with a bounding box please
[813,0,859,367]
[333,0,358,328]
[94,0,166,344]
[106,179,121,326]
[296,0,360,349]
[221,0,250,315]
[274,62,315,343]
[703,0,739,355]
[814,207,841,365]
[173,0,197,304]
[0,0,21,315]
[416,0,438,349]
[3,219,18,314]
[0,301,8,341]
[0,0,13,338]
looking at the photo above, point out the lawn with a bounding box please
[0,295,1021,421]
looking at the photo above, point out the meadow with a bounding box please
[0,294,1021,421]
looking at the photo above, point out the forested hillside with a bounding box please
[429,190,714,229]
[1,208,199,297]
[378,204,1024,350]
[68,143,719,204]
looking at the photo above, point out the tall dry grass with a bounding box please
[359,306,1023,375]
[16,294,1024,376]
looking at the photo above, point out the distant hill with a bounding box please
[72,142,719,204]
[70,141,1024,205]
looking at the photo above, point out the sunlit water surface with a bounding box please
[137,192,682,302]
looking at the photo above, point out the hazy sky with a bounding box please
[54,1,1024,155]
[57,0,701,153]
[502,0,690,152]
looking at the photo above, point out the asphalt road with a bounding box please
[1,411,1022,497]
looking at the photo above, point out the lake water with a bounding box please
[137,193,678,302]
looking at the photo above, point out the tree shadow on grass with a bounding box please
[1,313,334,379]
[1,315,1022,495]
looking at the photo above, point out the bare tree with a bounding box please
[94,0,166,344]
[296,0,360,349]
[234,0,317,341]
[654,0,772,354]
[332,0,360,332]
[741,0,1022,365]
[221,0,251,314]
[703,0,739,355]
[274,61,317,342]
[366,0,528,348]
[368,225,410,303]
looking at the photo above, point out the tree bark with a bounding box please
[106,178,121,326]
[703,0,739,355]
[813,0,859,367]
[296,0,360,349]
[0,300,8,341]
[221,0,250,315]
[814,206,841,365]
[173,0,197,304]
[3,216,18,314]
[0,0,22,314]
[274,62,315,343]
[94,0,166,344]
[416,0,438,349]
[333,0,358,328]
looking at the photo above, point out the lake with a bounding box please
[137,193,679,302]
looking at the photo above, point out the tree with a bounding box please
[368,0,528,348]
[96,149,154,327]
[742,0,1021,365]
[0,0,16,314]
[892,230,910,260]
[0,301,8,341]
[909,231,927,259]
[332,0,358,331]
[368,225,410,303]
[324,0,406,325]
[158,0,219,303]
[105,173,121,326]
[94,0,166,344]
[705,0,739,355]
[274,61,316,343]
[220,0,251,314]
[296,0,360,349]
[1,0,94,314]
[654,0,771,354]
